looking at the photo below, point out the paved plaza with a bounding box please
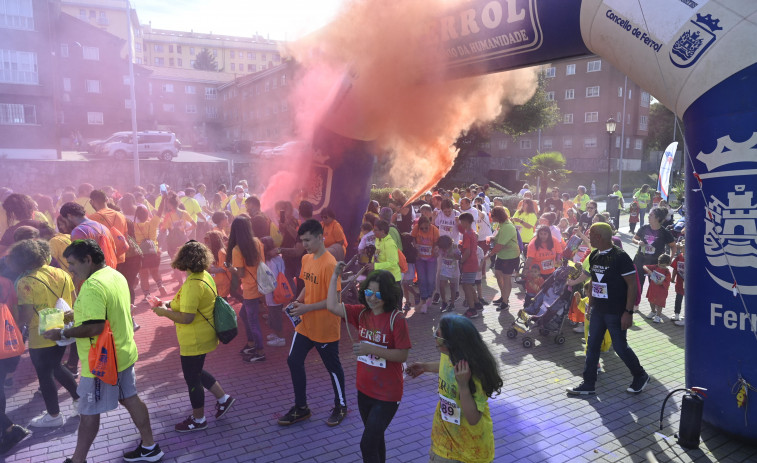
[4,229,757,463]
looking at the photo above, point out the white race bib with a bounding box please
[357,341,387,368]
[418,245,432,255]
[649,270,665,285]
[644,244,656,254]
[677,261,685,273]
[591,281,609,299]
[540,259,554,271]
[439,393,461,425]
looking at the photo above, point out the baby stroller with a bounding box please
[507,261,575,348]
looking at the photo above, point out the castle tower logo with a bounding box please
[670,13,722,69]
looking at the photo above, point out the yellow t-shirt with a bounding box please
[172,272,218,356]
[513,211,537,243]
[16,266,75,349]
[180,196,203,222]
[430,353,494,463]
[74,266,138,377]
[32,210,50,226]
[134,216,160,243]
[297,251,341,343]
[75,196,96,215]
[49,233,72,275]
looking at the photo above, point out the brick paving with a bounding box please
[4,229,757,462]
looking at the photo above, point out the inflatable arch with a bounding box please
[315,0,757,441]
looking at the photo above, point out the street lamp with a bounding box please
[605,117,617,194]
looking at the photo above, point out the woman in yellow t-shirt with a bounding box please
[134,205,166,298]
[149,241,235,432]
[512,198,538,245]
[407,314,502,463]
[9,239,79,428]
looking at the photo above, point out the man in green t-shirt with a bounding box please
[44,239,163,463]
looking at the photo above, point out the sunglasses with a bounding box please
[364,289,382,300]
[433,328,445,344]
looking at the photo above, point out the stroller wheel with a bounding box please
[555,335,566,345]
[506,328,517,339]
[539,329,550,337]
[522,337,533,348]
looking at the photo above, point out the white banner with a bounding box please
[658,141,678,201]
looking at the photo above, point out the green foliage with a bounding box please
[193,48,219,71]
[494,71,561,139]
[646,102,684,155]
[523,151,571,197]
[453,125,490,157]
[669,178,685,207]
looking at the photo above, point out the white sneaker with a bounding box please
[653,315,663,324]
[573,323,584,333]
[30,412,65,428]
[672,314,680,321]
[266,333,278,341]
[70,399,79,417]
[674,319,685,326]
[266,336,286,347]
[646,311,656,319]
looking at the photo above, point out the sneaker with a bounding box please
[240,345,257,355]
[455,291,460,301]
[123,441,165,462]
[432,293,441,305]
[215,396,236,419]
[462,299,469,308]
[326,405,348,426]
[674,319,685,326]
[573,323,585,333]
[627,373,650,394]
[243,352,266,362]
[266,333,277,340]
[266,336,286,347]
[133,321,140,332]
[174,415,207,432]
[672,314,680,321]
[496,302,509,312]
[278,405,312,426]
[478,297,487,306]
[463,308,480,319]
[441,303,454,313]
[0,424,30,455]
[493,297,503,304]
[646,311,656,319]
[29,412,65,428]
[70,399,79,417]
[653,315,663,324]
[567,382,596,395]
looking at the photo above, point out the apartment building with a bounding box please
[489,55,650,174]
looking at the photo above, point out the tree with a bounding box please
[523,151,571,201]
[193,48,218,71]
[646,102,684,158]
[494,71,561,139]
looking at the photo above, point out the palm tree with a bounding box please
[523,151,571,203]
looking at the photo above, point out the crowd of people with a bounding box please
[0,178,684,462]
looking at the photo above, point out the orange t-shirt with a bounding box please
[88,208,128,264]
[297,251,341,343]
[526,236,564,275]
[322,220,347,250]
[411,224,440,260]
[231,239,265,300]
[213,248,231,298]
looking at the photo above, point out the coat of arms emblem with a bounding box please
[669,13,722,68]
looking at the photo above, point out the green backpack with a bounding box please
[196,279,238,344]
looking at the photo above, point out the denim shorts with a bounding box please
[460,272,477,285]
[77,364,137,415]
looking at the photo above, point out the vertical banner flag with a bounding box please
[658,142,678,201]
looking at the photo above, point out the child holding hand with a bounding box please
[644,254,672,323]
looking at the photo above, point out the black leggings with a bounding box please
[0,356,20,432]
[358,391,400,463]
[29,345,80,416]
[180,354,217,409]
[675,293,683,315]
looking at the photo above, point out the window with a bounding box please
[586,86,600,97]
[87,111,103,125]
[617,111,622,122]
[587,60,601,72]
[177,58,182,67]
[635,139,643,150]
[185,85,196,94]
[281,74,286,86]
[212,49,217,56]
[641,91,650,107]
[563,113,573,124]
[161,83,173,93]
[520,139,532,149]
[135,42,142,52]
[168,45,173,53]
[154,57,164,66]
[60,43,68,58]
[273,53,280,62]
[177,45,182,54]
[0,103,36,124]
[565,89,574,99]
[584,137,597,148]
[628,89,633,99]
[162,103,175,112]
[231,63,235,71]
[544,67,555,78]
[261,53,266,62]
[265,80,270,92]
[186,104,197,114]
[230,51,235,59]
[82,46,99,60]
[190,47,195,55]
[498,140,508,150]
[135,57,142,64]
[89,9,95,19]
[154,44,163,53]
[249,52,255,60]
[190,60,195,67]
[566,64,575,75]
[618,87,623,97]
[563,137,572,148]
[639,115,648,130]
[585,111,599,122]
[543,138,553,149]
[626,137,631,148]
[0,49,39,84]
[169,58,174,66]
[248,64,253,72]
[98,11,107,25]
[205,105,218,119]
[79,8,86,20]
[205,87,217,100]
[546,91,554,101]
[86,79,100,93]
[63,77,71,91]
[615,136,621,148]
[1,0,35,30]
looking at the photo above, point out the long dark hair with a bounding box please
[358,270,402,313]
[535,225,553,250]
[517,198,536,214]
[439,314,503,398]
[205,230,225,264]
[225,215,259,266]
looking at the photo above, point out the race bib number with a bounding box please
[591,281,608,299]
[441,225,453,233]
[644,244,656,254]
[650,270,665,285]
[677,261,685,274]
[357,341,387,368]
[439,393,461,425]
[540,259,554,271]
[418,245,432,255]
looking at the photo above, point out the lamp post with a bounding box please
[605,117,617,195]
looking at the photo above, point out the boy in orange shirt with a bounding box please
[278,219,347,427]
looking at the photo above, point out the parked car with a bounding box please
[251,141,277,156]
[261,141,309,158]
[106,131,181,161]
[86,131,131,154]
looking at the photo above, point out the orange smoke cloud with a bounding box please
[285,0,538,198]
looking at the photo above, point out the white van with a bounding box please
[107,131,181,161]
